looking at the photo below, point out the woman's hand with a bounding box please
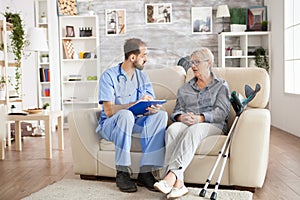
[180,112,201,126]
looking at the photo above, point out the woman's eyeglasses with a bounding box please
[189,60,208,67]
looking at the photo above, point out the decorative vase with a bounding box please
[41,17,47,24]
[262,25,268,31]
[0,90,5,100]
[0,51,4,61]
[41,57,49,63]
[248,59,256,68]
[88,10,94,16]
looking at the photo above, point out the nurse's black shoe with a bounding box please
[137,171,158,192]
[116,166,137,193]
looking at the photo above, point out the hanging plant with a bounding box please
[0,75,5,90]
[3,7,28,95]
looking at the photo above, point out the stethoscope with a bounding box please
[117,64,142,100]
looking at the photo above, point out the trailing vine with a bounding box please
[3,7,28,95]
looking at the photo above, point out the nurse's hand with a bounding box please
[145,104,162,115]
[141,95,153,100]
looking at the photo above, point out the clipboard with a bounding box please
[128,100,167,115]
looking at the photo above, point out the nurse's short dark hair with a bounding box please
[124,38,146,60]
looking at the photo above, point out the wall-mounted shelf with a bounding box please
[218,31,271,68]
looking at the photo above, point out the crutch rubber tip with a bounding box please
[199,189,206,197]
[210,191,217,200]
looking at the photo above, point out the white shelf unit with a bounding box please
[34,0,51,109]
[218,32,271,68]
[0,19,11,107]
[0,19,24,147]
[0,19,24,105]
[59,15,100,124]
[0,19,11,148]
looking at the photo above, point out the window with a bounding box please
[284,0,300,94]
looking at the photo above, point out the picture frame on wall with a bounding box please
[57,0,79,16]
[246,6,267,31]
[145,3,172,24]
[191,7,212,34]
[105,9,126,36]
[66,26,75,37]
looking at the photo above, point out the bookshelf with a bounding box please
[59,15,100,125]
[34,0,51,109]
[34,0,60,113]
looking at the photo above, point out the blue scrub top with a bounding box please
[98,63,155,127]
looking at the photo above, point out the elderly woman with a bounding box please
[154,48,231,199]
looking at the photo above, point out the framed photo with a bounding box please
[247,6,267,31]
[62,39,75,59]
[57,0,78,16]
[145,3,172,24]
[191,7,212,34]
[105,9,126,36]
[66,26,75,37]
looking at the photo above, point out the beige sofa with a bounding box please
[68,66,270,189]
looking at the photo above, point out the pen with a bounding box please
[136,88,152,99]
[137,88,144,96]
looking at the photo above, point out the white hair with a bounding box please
[191,47,214,63]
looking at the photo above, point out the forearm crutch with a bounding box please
[199,84,261,200]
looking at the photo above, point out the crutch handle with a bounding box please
[230,91,244,116]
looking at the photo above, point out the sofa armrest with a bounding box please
[229,108,270,187]
[68,108,101,175]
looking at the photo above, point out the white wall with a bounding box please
[1,0,299,137]
[269,0,300,137]
[0,0,38,109]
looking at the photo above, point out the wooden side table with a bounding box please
[7,111,64,159]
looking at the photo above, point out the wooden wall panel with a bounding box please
[77,0,264,71]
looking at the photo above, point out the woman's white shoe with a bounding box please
[166,185,188,199]
[153,180,173,194]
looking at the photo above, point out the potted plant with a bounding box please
[3,7,28,96]
[254,47,270,72]
[10,104,16,113]
[0,76,6,100]
[229,8,247,32]
[0,43,4,61]
[261,20,268,31]
[40,12,47,24]
[42,102,50,110]
[41,54,49,63]
[87,0,94,16]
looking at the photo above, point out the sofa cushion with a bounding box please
[100,134,142,152]
[100,134,227,156]
[145,66,186,100]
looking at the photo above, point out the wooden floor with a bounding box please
[0,126,299,200]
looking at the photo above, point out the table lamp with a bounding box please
[26,27,48,52]
[216,5,230,33]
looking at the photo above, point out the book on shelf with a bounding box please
[39,68,50,82]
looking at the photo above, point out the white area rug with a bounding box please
[22,179,253,200]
